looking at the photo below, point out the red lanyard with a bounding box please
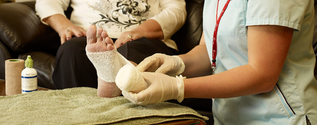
[212,0,231,74]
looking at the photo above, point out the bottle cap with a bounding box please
[25,55,33,68]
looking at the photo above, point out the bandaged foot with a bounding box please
[86,25,147,97]
[86,25,125,97]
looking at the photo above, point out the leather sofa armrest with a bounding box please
[171,0,204,54]
[0,41,13,79]
[0,2,60,55]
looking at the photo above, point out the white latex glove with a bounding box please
[122,72,185,105]
[136,53,185,76]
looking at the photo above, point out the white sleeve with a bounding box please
[35,0,71,25]
[150,0,187,40]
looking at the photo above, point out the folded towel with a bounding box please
[0,87,208,124]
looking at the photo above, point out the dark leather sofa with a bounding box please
[0,0,214,124]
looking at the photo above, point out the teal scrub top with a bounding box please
[203,0,317,124]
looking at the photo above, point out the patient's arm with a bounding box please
[43,14,86,44]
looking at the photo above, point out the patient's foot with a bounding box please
[86,25,115,52]
[86,25,121,98]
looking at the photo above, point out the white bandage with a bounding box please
[86,47,148,93]
[86,48,132,82]
[115,64,148,93]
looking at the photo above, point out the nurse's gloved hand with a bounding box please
[137,54,185,76]
[122,72,185,105]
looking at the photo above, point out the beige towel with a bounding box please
[0,87,208,124]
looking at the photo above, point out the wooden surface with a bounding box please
[0,79,5,96]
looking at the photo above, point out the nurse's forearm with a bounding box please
[179,44,213,78]
[183,64,275,99]
[179,32,213,78]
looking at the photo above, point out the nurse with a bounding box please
[120,0,317,124]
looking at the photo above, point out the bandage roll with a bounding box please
[116,64,148,93]
[5,59,25,96]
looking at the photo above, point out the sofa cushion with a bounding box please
[0,2,60,55]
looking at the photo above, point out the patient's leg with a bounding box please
[86,25,122,97]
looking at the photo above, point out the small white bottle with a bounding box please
[21,55,37,93]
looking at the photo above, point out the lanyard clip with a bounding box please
[212,66,215,75]
[211,60,216,75]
